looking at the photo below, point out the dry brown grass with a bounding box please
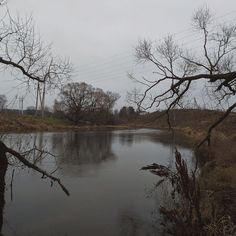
[197,136,236,224]
[0,112,131,132]
[204,216,236,236]
[0,112,74,132]
[139,109,236,135]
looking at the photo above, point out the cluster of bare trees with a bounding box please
[131,7,236,146]
[54,82,120,124]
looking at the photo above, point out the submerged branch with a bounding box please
[0,141,69,196]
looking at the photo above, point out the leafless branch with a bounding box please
[197,101,236,147]
[0,141,70,196]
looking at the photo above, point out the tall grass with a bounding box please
[142,149,236,235]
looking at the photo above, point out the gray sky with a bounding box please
[1,0,236,109]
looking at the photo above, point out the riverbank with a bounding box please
[147,123,236,224]
[0,113,131,132]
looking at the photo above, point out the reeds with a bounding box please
[142,149,236,235]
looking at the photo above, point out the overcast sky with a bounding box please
[1,0,236,109]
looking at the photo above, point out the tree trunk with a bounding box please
[0,142,8,233]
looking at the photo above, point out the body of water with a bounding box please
[2,129,194,236]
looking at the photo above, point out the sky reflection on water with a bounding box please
[2,129,194,236]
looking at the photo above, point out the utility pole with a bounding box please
[35,82,40,116]
[19,96,24,115]
[41,81,46,118]
[35,80,46,118]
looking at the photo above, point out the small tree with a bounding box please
[119,106,137,121]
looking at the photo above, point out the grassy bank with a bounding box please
[178,128,236,221]
[0,113,130,132]
[0,113,74,132]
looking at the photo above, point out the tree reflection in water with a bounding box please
[51,131,116,176]
[117,129,154,147]
[0,130,194,236]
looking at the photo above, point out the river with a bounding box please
[2,129,194,236]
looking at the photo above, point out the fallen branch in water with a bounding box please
[0,141,69,196]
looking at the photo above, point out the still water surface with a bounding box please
[3,129,193,236]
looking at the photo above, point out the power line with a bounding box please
[171,9,236,38]
[1,13,235,94]
[75,18,236,86]
[76,14,236,76]
[1,9,236,108]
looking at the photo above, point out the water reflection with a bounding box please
[119,209,159,236]
[116,129,160,147]
[52,132,116,165]
[1,129,194,236]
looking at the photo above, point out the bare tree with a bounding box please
[131,7,236,146]
[57,82,119,124]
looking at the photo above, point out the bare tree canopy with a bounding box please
[0,9,73,117]
[0,11,73,85]
[131,7,236,146]
[55,82,120,124]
